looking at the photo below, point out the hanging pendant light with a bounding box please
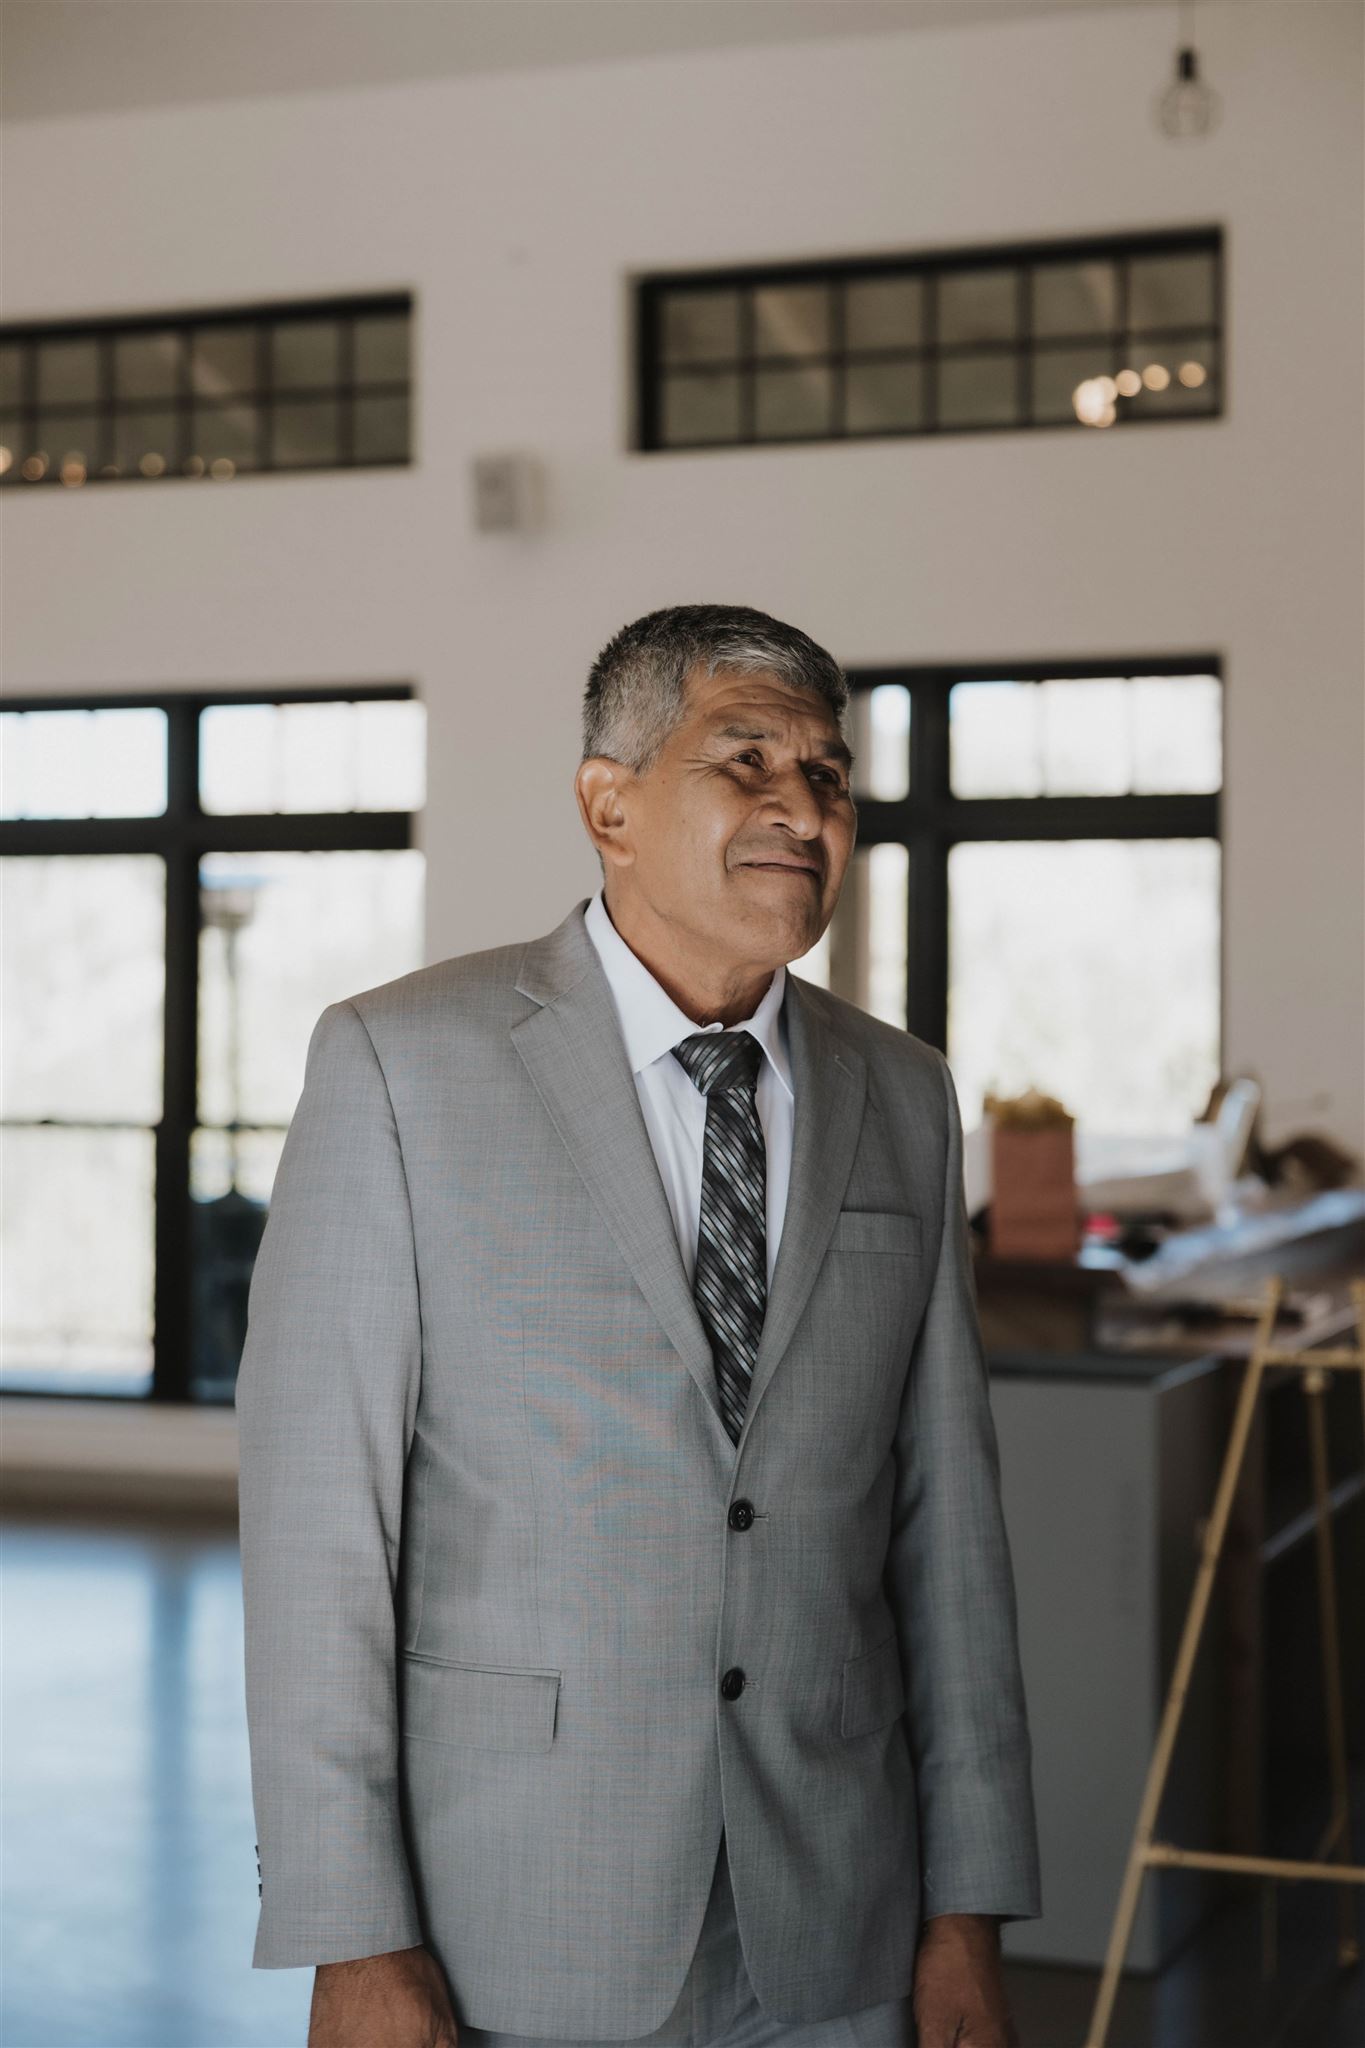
[1154,0,1222,139]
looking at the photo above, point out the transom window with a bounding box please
[0,292,412,488]
[638,228,1221,449]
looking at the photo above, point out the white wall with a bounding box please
[3,1,1361,1152]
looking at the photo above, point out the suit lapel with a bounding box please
[510,898,867,1448]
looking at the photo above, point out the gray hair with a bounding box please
[581,603,849,777]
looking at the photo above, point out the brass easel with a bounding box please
[1084,1274,1365,2048]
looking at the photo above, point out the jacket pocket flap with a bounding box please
[401,1653,562,1753]
[829,1209,922,1255]
[841,1631,906,1739]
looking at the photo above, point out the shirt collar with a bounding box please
[584,889,793,1101]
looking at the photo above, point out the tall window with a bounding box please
[638,228,1221,449]
[0,292,412,488]
[1,689,425,1401]
[793,662,1222,1136]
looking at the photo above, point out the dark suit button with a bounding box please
[720,1667,746,1700]
[728,1499,755,1531]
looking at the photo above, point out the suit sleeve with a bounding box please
[236,997,427,1968]
[883,1047,1043,1925]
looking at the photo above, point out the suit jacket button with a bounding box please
[728,1499,755,1531]
[720,1667,746,1700]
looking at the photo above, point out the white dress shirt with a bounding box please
[583,889,795,1291]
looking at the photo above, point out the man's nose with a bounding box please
[756,765,823,834]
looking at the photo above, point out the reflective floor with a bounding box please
[3,1511,1362,2048]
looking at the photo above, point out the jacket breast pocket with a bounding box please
[828,1209,922,1256]
[841,1631,906,1739]
[401,1652,562,1753]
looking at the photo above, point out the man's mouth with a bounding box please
[741,859,821,878]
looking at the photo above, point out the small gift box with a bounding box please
[985,1086,1081,1260]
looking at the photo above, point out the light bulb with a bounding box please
[1156,46,1221,139]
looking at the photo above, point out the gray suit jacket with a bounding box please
[236,896,1041,2035]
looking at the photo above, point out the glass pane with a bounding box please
[1039,678,1131,795]
[271,399,340,467]
[1031,261,1118,339]
[192,325,257,398]
[32,412,102,482]
[752,284,830,360]
[845,360,924,433]
[0,1127,155,1395]
[788,919,830,990]
[113,331,181,401]
[188,401,260,477]
[660,291,741,365]
[1131,675,1221,793]
[197,848,425,1126]
[0,344,23,408]
[937,352,1021,429]
[1032,345,1119,425]
[113,410,180,479]
[849,685,911,802]
[353,313,410,385]
[353,393,410,463]
[0,709,167,822]
[845,276,924,351]
[950,681,1043,797]
[0,418,18,484]
[38,338,100,404]
[1121,336,1217,415]
[754,365,831,439]
[270,319,340,390]
[825,842,909,1028]
[1128,251,1216,332]
[659,372,742,445]
[190,1126,284,1401]
[948,839,1220,1134]
[1,854,165,1120]
[200,699,425,814]
[938,268,1019,345]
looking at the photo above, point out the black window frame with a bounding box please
[0,290,414,488]
[842,654,1224,1060]
[0,684,421,1404]
[636,226,1223,451]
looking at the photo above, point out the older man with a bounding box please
[236,604,1041,2048]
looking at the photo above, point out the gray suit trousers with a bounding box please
[456,1830,914,2048]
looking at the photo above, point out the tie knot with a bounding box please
[672,1030,764,1099]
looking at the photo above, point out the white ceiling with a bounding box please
[3,0,1187,125]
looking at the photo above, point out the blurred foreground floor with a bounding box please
[3,1511,1362,2048]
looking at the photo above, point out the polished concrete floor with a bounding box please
[3,1510,1362,2048]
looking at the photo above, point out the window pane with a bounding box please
[38,338,100,404]
[937,352,1021,429]
[1121,336,1217,415]
[950,681,1043,797]
[850,685,911,801]
[845,359,924,433]
[948,838,1220,1135]
[938,268,1019,345]
[197,848,425,1126]
[659,372,742,445]
[660,291,741,365]
[270,319,340,390]
[113,410,180,479]
[199,698,424,814]
[845,276,924,351]
[271,398,341,467]
[114,330,181,401]
[353,392,410,463]
[0,344,23,409]
[0,709,167,821]
[752,284,830,360]
[1031,260,1118,339]
[0,1127,155,1395]
[188,401,261,476]
[825,841,910,1028]
[754,364,832,439]
[1032,345,1119,425]
[1128,251,1215,332]
[189,1127,283,1400]
[1131,675,1221,793]
[1039,678,1131,795]
[192,325,257,398]
[353,314,410,385]
[0,418,18,483]
[32,413,102,482]
[2,854,165,1120]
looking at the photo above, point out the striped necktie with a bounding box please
[671,1030,767,1445]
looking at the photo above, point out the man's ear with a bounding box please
[574,757,635,872]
